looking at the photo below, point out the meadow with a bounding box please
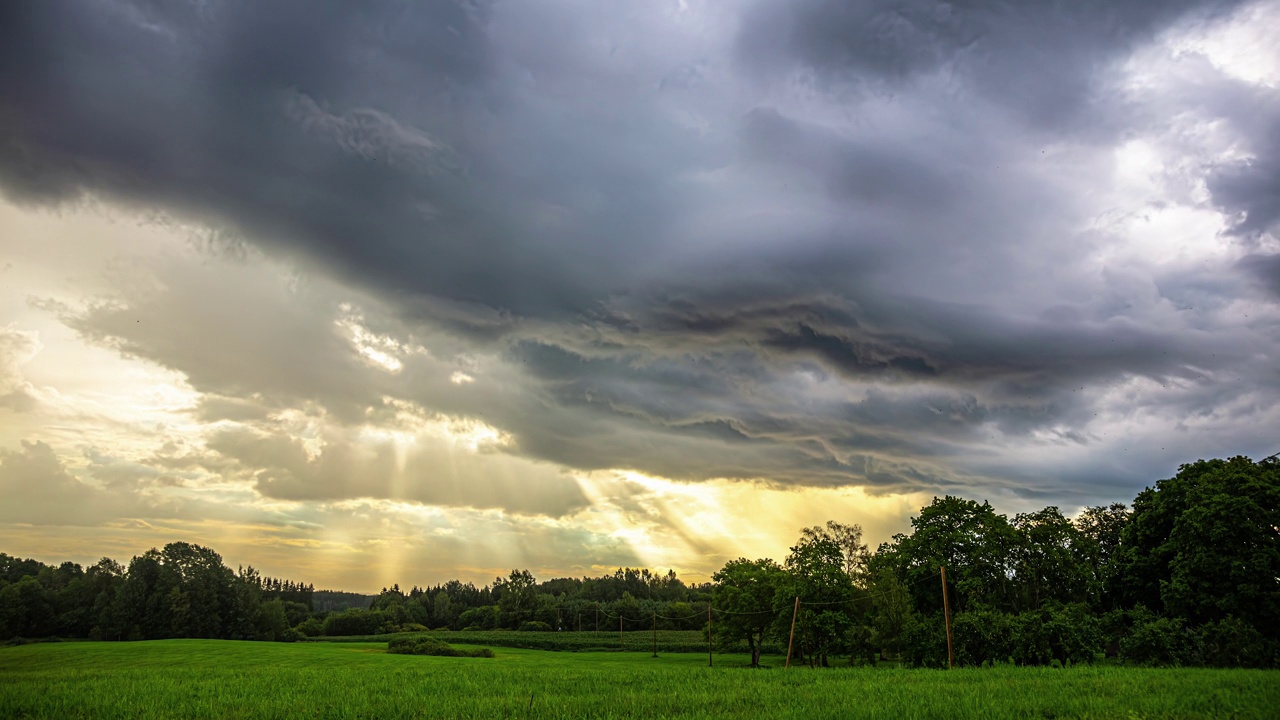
[2,640,1278,719]
[312,629,771,654]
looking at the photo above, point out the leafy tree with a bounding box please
[877,496,1019,614]
[1010,602,1101,666]
[867,567,911,660]
[256,599,289,641]
[1012,507,1092,611]
[801,521,870,587]
[951,607,1013,667]
[777,527,860,667]
[494,570,537,627]
[711,558,785,667]
[1115,456,1280,636]
[0,576,55,638]
[1073,503,1129,610]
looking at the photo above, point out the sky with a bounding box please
[1,0,1278,593]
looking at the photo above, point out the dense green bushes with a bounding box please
[386,636,494,658]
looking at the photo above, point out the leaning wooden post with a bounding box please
[785,596,800,669]
[707,605,713,668]
[652,611,658,658]
[941,566,954,669]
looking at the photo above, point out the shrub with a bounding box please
[518,621,553,632]
[1119,612,1201,666]
[1197,616,1276,668]
[322,609,387,637]
[1010,603,1101,667]
[952,608,1013,667]
[296,618,324,637]
[387,637,494,658]
[900,613,948,668]
[281,627,305,643]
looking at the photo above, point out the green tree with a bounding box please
[1074,503,1129,611]
[877,496,1019,614]
[1115,456,1280,635]
[711,558,785,667]
[1012,506,1092,611]
[494,570,537,628]
[867,566,911,660]
[0,576,55,638]
[778,527,860,667]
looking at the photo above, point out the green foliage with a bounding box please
[517,620,552,632]
[386,636,494,658]
[876,496,1018,615]
[1012,507,1094,611]
[295,617,323,637]
[900,613,948,668]
[321,608,388,637]
[712,558,785,667]
[952,607,1013,667]
[1009,603,1101,666]
[1119,609,1201,666]
[1117,456,1280,633]
[0,576,55,639]
[1198,616,1278,669]
[866,567,910,658]
[777,527,860,666]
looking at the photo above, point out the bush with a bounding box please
[387,637,494,658]
[518,621,553,632]
[1197,616,1276,669]
[1010,603,1101,667]
[322,609,388,637]
[281,627,305,643]
[296,617,324,637]
[900,613,948,668]
[1120,612,1201,666]
[952,608,1013,667]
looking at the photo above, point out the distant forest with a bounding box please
[2,455,1276,668]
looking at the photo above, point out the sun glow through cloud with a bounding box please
[2,0,1279,594]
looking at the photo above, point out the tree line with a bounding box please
[2,455,1276,668]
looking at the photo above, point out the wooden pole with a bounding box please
[941,566,954,669]
[619,614,624,649]
[785,596,800,669]
[708,605,713,667]
[652,611,658,658]
[595,604,599,634]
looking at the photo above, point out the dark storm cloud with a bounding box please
[4,0,1280,507]
[738,0,1244,131]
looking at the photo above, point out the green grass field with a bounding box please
[313,629,772,654]
[2,640,1277,719]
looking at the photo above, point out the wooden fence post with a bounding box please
[785,596,800,669]
[708,605,713,668]
[941,566,954,669]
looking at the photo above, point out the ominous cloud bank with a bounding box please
[2,0,1280,521]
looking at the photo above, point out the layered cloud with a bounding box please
[1,0,1278,586]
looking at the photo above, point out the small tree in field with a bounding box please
[712,558,785,667]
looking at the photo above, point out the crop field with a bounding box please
[2,640,1277,719]
[313,629,780,654]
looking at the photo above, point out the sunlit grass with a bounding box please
[1,640,1276,719]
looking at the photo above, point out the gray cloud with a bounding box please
[4,0,1280,512]
[204,424,590,518]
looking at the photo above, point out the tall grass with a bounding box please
[314,629,744,653]
[2,640,1276,719]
